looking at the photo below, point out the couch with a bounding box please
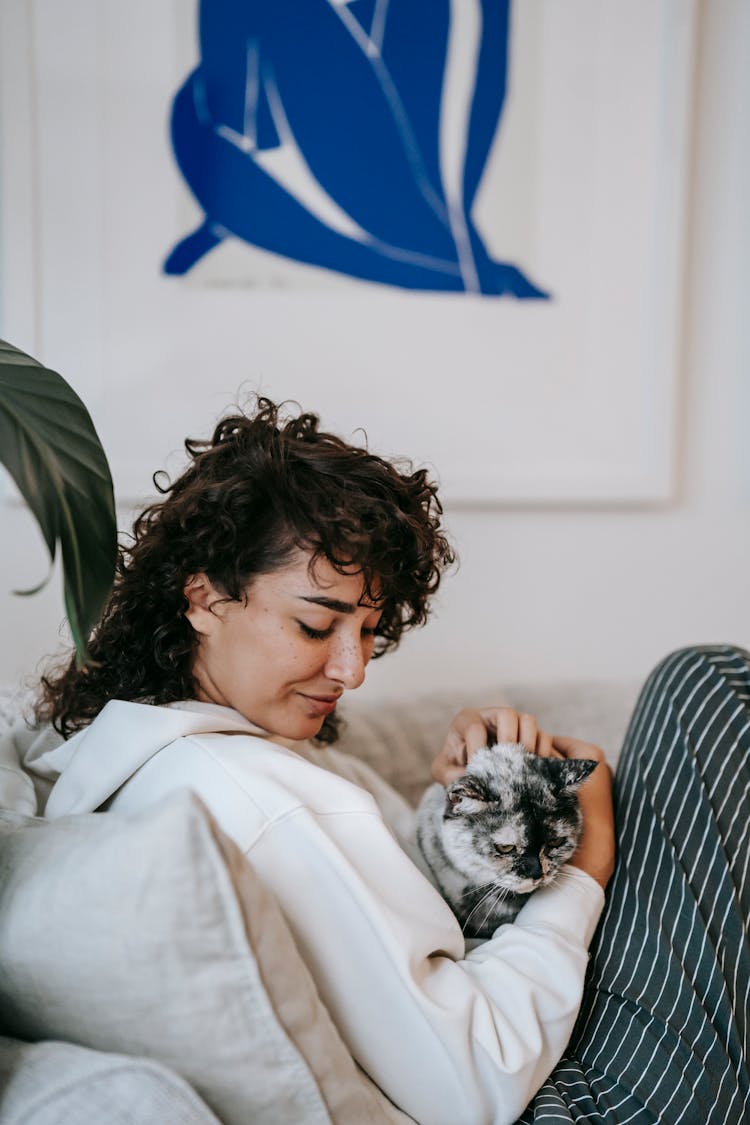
[0,677,639,1124]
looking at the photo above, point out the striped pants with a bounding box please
[519,645,750,1124]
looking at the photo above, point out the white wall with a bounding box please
[1,0,748,701]
[364,0,749,701]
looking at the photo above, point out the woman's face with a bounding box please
[183,549,383,739]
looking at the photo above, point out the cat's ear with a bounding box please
[545,757,598,793]
[444,777,492,817]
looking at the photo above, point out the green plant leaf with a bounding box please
[0,339,117,663]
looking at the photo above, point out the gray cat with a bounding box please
[417,743,597,939]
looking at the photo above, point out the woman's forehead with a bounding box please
[267,549,383,607]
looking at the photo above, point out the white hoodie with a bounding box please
[0,700,604,1125]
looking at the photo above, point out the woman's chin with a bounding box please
[278,711,327,742]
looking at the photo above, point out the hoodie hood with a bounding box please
[1,699,298,819]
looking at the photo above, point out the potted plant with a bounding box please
[0,339,117,662]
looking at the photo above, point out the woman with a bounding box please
[1,400,745,1123]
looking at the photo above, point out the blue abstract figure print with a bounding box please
[164,0,549,298]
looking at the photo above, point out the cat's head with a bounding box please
[441,743,597,894]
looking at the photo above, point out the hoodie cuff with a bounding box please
[511,865,605,949]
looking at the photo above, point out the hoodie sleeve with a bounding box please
[247,800,604,1125]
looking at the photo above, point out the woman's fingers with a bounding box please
[518,712,538,751]
[535,729,561,758]
[552,735,607,762]
[437,708,602,788]
[431,743,469,785]
[478,707,560,757]
[480,708,562,759]
[463,715,494,758]
[434,709,491,785]
[490,707,520,744]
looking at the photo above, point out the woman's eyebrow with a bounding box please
[299,595,356,614]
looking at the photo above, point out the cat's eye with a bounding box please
[495,843,516,856]
[546,837,566,850]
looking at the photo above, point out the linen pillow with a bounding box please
[0,1035,221,1125]
[0,792,408,1124]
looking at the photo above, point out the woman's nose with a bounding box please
[325,634,367,689]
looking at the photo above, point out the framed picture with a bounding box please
[0,0,696,505]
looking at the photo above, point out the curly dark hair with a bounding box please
[37,397,455,743]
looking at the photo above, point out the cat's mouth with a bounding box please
[501,873,555,894]
[512,877,543,894]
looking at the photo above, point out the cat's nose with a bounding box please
[517,855,543,880]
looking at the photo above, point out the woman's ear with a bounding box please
[183,573,223,634]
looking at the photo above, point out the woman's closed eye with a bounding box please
[297,620,380,641]
[297,620,334,640]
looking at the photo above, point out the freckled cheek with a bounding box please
[274,625,327,679]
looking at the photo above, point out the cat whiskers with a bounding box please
[479,886,513,934]
[462,882,510,935]
[457,877,499,901]
[550,867,577,887]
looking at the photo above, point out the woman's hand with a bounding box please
[433,709,616,892]
[551,736,615,891]
[432,707,554,785]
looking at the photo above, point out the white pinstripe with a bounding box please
[520,648,750,1125]
[635,655,749,1118]
[574,659,687,1051]
[670,664,750,1124]
[678,794,750,1124]
[608,678,745,1109]
[584,661,716,1069]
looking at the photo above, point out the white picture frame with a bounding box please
[0,0,697,506]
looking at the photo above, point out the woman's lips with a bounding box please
[299,694,340,716]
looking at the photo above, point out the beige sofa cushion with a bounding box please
[0,792,408,1124]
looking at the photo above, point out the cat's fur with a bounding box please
[416,743,597,939]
